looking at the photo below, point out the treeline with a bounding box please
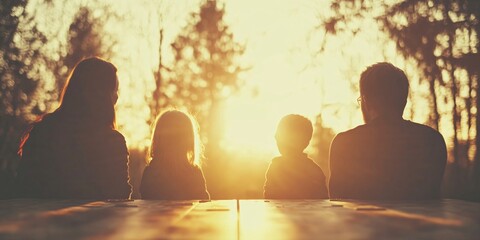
[319,0,480,201]
[2,0,478,201]
[0,0,120,197]
[0,0,251,198]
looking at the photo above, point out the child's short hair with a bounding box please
[275,114,313,153]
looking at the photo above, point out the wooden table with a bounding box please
[0,199,478,239]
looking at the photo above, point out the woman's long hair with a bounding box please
[148,110,202,168]
[56,57,118,129]
[19,57,118,155]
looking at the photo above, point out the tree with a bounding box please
[380,0,479,200]
[0,0,47,197]
[321,0,480,200]
[149,27,167,125]
[149,2,173,126]
[169,0,245,143]
[54,6,114,95]
[167,0,245,198]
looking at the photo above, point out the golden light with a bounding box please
[239,200,294,239]
[336,201,463,227]
[31,0,432,155]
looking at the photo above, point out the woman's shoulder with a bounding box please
[106,129,127,143]
[86,127,125,143]
[29,113,55,131]
[99,129,128,151]
[21,114,57,144]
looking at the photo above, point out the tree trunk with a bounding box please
[151,28,164,124]
[429,78,440,130]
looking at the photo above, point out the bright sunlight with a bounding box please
[30,0,428,156]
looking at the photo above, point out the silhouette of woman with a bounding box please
[140,110,210,200]
[16,57,132,199]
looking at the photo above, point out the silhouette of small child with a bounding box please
[140,110,210,200]
[264,114,328,199]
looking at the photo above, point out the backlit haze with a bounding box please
[32,0,429,156]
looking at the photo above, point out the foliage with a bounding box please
[379,0,479,200]
[149,2,172,126]
[166,0,245,198]
[0,1,116,197]
[0,0,47,180]
[168,0,245,134]
[149,28,167,126]
[54,6,115,96]
[322,0,480,200]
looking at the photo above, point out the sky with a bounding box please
[218,0,425,153]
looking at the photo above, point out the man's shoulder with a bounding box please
[338,124,368,136]
[404,120,442,135]
[332,124,369,144]
[336,120,442,138]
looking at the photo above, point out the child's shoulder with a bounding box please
[267,157,286,171]
[270,156,291,166]
[304,157,323,168]
[303,157,326,177]
[271,156,283,162]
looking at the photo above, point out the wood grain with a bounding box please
[0,199,478,239]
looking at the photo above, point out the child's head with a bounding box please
[275,114,313,156]
[149,110,201,167]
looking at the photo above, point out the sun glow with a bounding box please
[127,0,422,155]
[31,0,428,154]
[221,97,277,153]
[219,0,364,154]
[112,0,401,153]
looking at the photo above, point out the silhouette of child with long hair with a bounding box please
[264,114,328,199]
[16,57,132,199]
[140,110,210,200]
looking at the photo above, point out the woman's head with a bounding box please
[149,110,202,167]
[57,57,118,128]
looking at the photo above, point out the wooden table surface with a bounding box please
[0,199,478,239]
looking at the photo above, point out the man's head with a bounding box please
[275,114,313,156]
[359,62,409,123]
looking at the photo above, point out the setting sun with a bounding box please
[29,0,421,154]
[122,0,380,154]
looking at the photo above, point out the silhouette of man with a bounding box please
[329,62,447,200]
